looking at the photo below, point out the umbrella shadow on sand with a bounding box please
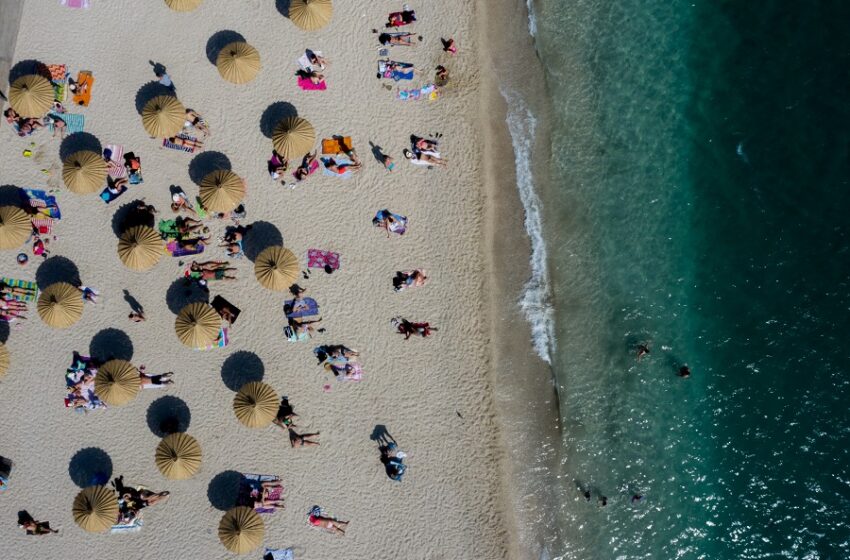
[8,59,51,84]
[242,221,283,261]
[166,277,209,315]
[188,151,231,185]
[274,0,292,17]
[58,132,103,162]
[89,328,133,362]
[111,200,156,237]
[207,470,242,510]
[146,396,191,437]
[134,81,177,115]
[259,101,298,139]
[220,350,265,392]
[35,255,80,289]
[68,447,112,488]
[0,185,26,207]
[205,30,246,66]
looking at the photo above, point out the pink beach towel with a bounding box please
[297,76,327,91]
[60,0,91,8]
[307,249,340,270]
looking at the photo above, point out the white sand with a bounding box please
[0,1,511,558]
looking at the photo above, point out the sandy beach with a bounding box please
[0,0,528,558]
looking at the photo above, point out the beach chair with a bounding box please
[72,71,94,106]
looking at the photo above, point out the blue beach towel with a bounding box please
[321,156,354,179]
[24,189,61,219]
[100,184,127,203]
[47,111,84,134]
[284,297,319,319]
[264,549,295,560]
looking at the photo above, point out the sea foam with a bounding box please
[501,89,554,364]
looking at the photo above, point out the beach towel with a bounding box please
[321,137,352,155]
[238,474,283,514]
[100,184,127,203]
[72,71,94,106]
[338,361,363,382]
[321,156,354,179]
[47,64,68,102]
[162,134,199,154]
[211,295,241,325]
[60,0,91,7]
[24,189,61,219]
[166,240,204,257]
[264,549,295,560]
[0,278,38,302]
[373,209,408,235]
[297,50,324,72]
[397,83,438,101]
[31,217,54,236]
[378,60,414,81]
[158,219,179,239]
[104,145,126,179]
[297,76,327,91]
[284,325,312,342]
[46,111,84,134]
[307,249,340,270]
[292,159,319,181]
[111,516,143,533]
[284,297,320,319]
[387,10,416,27]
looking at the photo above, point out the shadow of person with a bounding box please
[123,289,144,314]
[370,425,396,448]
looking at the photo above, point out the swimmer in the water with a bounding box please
[631,494,645,504]
[636,343,650,360]
[677,365,691,378]
[598,496,608,507]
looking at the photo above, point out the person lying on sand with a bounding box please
[45,113,66,138]
[18,511,58,535]
[293,152,318,183]
[435,65,449,87]
[308,511,348,535]
[0,282,36,299]
[268,149,288,181]
[106,176,128,196]
[272,396,299,429]
[403,148,446,167]
[289,316,324,338]
[178,237,208,251]
[176,217,205,235]
[296,69,325,85]
[376,31,422,46]
[306,49,328,70]
[253,481,285,509]
[392,317,437,339]
[393,269,428,291]
[139,365,175,387]
[289,428,320,447]
[166,135,204,150]
[184,108,209,136]
[171,188,198,216]
[323,154,361,175]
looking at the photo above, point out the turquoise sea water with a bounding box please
[517,1,850,558]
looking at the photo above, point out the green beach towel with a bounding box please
[0,278,39,302]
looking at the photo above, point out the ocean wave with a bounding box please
[526,0,538,37]
[501,89,555,364]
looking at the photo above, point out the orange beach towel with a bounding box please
[72,71,94,107]
[321,137,352,155]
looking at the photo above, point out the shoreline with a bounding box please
[476,0,563,557]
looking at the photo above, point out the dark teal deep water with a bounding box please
[524,1,850,558]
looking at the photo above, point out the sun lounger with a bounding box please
[162,134,200,154]
[166,240,204,257]
[72,71,94,106]
[307,248,340,270]
[24,189,61,219]
[100,184,127,203]
[238,474,283,514]
[284,297,320,319]
[104,145,126,179]
[46,111,84,134]
[264,549,295,560]
[321,137,352,155]
[0,278,38,302]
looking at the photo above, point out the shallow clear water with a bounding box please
[522,1,850,558]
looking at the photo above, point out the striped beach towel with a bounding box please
[104,144,126,179]
[307,248,340,270]
[47,64,68,102]
[0,278,38,302]
[31,217,54,235]
[47,112,84,134]
[239,474,283,514]
[162,134,198,154]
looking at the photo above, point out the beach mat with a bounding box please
[60,0,91,7]
[24,189,61,219]
[284,297,319,319]
[166,240,204,257]
[321,137,352,155]
[238,474,283,514]
[47,111,84,134]
[100,184,127,203]
[320,156,353,178]
[397,83,438,101]
[307,249,339,270]
[284,325,312,342]
[264,549,295,560]
[111,516,143,533]
[162,134,199,154]
[104,144,126,179]
[211,295,241,325]
[197,327,228,351]
[292,159,319,181]
[47,64,68,102]
[297,76,326,91]
[72,71,94,106]
[0,278,38,302]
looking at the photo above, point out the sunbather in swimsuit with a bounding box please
[377,32,421,46]
[293,152,318,182]
[308,513,348,535]
[167,136,204,150]
[289,428,320,447]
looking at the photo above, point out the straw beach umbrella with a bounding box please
[94,359,140,406]
[164,0,202,11]
[218,506,264,554]
[272,116,315,160]
[217,41,261,84]
[155,432,202,480]
[62,150,109,194]
[233,381,279,428]
[254,246,298,292]
[9,74,54,118]
[0,206,33,249]
[289,0,333,31]
[141,95,185,138]
[199,170,245,213]
[118,225,165,271]
[175,302,221,348]
[37,282,84,328]
[0,343,9,377]
[72,486,119,533]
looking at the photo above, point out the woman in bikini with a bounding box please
[308,512,348,535]
[166,135,204,150]
[138,365,175,387]
[272,396,299,430]
[377,32,421,46]
[403,148,447,166]
[0,282,36,299]
[184,108,209,136]
[176,216,204,235]
[289,428,320,447]
[293,152,318,182]
[253,481,285,509]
